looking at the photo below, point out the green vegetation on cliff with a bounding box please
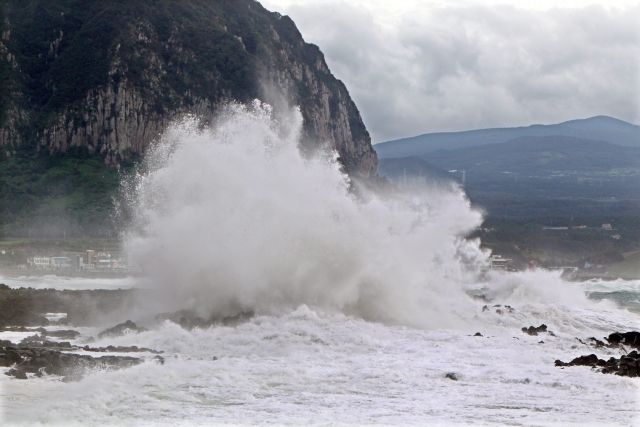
[0,145,135,237]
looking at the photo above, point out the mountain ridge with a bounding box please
[374,116,640,159]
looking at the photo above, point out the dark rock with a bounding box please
[31,357,50,369]
[495,309,503,315]
[588,337,606,347]
[158,309,254,330]
[445,372,458,381]
[98,320,147,339]
[6,350,23,366]
[605,331,640,348]
[522,324,548,336]
[569,354,599,366]
[83,344,162,354]
[20,334,43,345]
[474,332,483,337]
[154,355,165,365]
[3,341,148,380]
[482,305,489,312]
[180,317,190,329]
[556,351,640,378]
[212,356,218,361]
[5,368,28,379]
[222,311,254,327]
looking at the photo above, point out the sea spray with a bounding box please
[119,101,484,328]
[121,101,595,331]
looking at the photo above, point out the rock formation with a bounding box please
[0,0,377,177]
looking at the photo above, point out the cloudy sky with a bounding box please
[262,0,640,143]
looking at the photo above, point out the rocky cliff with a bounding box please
[0,0,377,177]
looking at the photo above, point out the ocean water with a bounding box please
[0,274,137,291]
[584,279,640,315]
[2,104,639,425]
[1,278,638,426]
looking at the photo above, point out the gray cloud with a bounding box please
[281,2,640,143]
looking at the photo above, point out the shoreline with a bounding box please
[0,268,137,279]
[2,268,638,283]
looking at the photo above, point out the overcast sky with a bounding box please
[262,0,640,143]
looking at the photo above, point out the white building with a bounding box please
[28,257,51,269]
[51,257,71,269]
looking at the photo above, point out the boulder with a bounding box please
[556,350,640,377]
[98,320,147,339]
[522,324,548,336]
[5,350,23,366]
[605,331,640,348]
[4,368,28,379]
[445,372,458,381]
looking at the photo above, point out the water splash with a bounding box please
[121,101,592,330]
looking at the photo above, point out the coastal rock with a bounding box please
[82,345,163,354]
[555,350,640,377]
[522,324,547,336]
[98,320,147,339]
[605,331,640,348]
[3,346,144,380]
[4,349,23,366]
[157,309,254,330]
[4,368,27,379]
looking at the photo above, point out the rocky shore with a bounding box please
[2,284,639,382]
[1,321,164,381]
[555,332,640,377]
[0,285,254,381]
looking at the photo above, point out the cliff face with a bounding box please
[0,0,377,177]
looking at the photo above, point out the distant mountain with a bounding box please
[377,156,458,186]
[423,135,640,174]
[377,135,640,219]
[374,116,640,159]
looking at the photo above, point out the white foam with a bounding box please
[121,102,491,329]
[1,305,638,426]
[0,274,137,291]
